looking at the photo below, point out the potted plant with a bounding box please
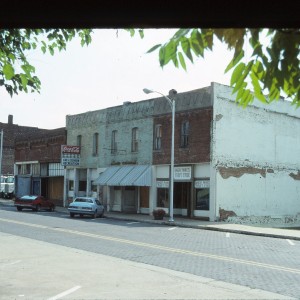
[152,208,166,220]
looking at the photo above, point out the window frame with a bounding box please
[154,124,162,150]
[180,120,189,148]
[131,127,138,152]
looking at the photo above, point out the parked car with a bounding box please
[68,197,104,218]
[14,195,56,212]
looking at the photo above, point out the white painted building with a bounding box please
[211,82,300,222]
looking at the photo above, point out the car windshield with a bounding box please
[74,198,93,203]
[20,196,37,201]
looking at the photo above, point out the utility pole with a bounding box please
[0,130,3,178]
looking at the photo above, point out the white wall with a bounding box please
[212,82,300,219]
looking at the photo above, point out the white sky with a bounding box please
[0,29,234,129]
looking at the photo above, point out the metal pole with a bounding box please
[0,130,3,178]
[169,99,175,222]
[142,88,177,223]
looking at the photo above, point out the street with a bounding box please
[1,204,300,299]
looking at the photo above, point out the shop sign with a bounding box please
[156,181,169,188]
[174,166,191,180]
[61,145,81,166]
[195,180,210,189]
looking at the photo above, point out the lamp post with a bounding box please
[143,88,177,222]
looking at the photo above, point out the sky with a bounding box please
[0,29,234,129]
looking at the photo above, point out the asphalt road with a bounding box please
[1,205,300,299]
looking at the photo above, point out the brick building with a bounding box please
[65,82,300,222]
[0,115,45,175]
[14,127,66,206]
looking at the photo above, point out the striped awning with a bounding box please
[93,165,152,186]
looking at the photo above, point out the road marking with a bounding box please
[226,232,230,238]
[127,222,140,225]
[287,239,295,246]
[1,217,300,275]
[47,285,81,300]
[168,227,177,231]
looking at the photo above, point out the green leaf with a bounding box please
[147,44,161,53]
[180,37,193,63]
[178,52,187,71]
[3,64,15,80]
[20,74,28,90]
[225,50,244,73]
[230,62,245,86]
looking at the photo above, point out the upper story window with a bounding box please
[154,124,162,150]
[131,127,138,152]
[93,133,99,156]
[180,121,189,148]
[111,130,117,154]
[77,135,82,147]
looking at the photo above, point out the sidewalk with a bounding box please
[54,205,300,241]
[1,199,300,241]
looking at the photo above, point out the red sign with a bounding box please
[61,145,81,154]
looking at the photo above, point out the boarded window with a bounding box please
[131,127,138,152]
[180,121,189,147]
[111,130,117,154]
[93,133,99,156]
[154,124,162,150]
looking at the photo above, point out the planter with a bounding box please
[152,209,166,220]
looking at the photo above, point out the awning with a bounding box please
[93,165,152,186]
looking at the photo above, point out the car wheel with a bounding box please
[99,209,104,218]
[92,210,97,219]
[17,207,22,211]
[35,204,41,212]
[70,212,75,218]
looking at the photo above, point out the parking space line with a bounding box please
[127,222,140,225]
[168,227,177,231]
[226,232,230,238]
[47,285,81,300]
[287,239,295,246]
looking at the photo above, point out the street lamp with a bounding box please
[143,88,177,222]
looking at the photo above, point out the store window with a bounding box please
[196,188,209,210]
[69,180,74,191]
[157,188,169,208]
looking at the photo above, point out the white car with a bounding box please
[68,197,104,218]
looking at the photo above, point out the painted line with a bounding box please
[127,222,140,225]
[287,239,295,246]
[47,285,81,300]
[1,260,22,267]
[226,232,230,238]
[168,227,177,231]
[1,217,300,275]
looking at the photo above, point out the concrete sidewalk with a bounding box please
[1,199,300,241]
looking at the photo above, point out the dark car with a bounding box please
[14,195,56,212]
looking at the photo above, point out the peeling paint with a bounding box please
[215,114,223,121]
[219,208,237,221]
[218,166,266,179]
[289,171,300,180]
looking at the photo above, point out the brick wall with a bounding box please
[153,108,212,165]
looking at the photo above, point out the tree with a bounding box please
[0,29,92,97]
[130,28,300,107]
